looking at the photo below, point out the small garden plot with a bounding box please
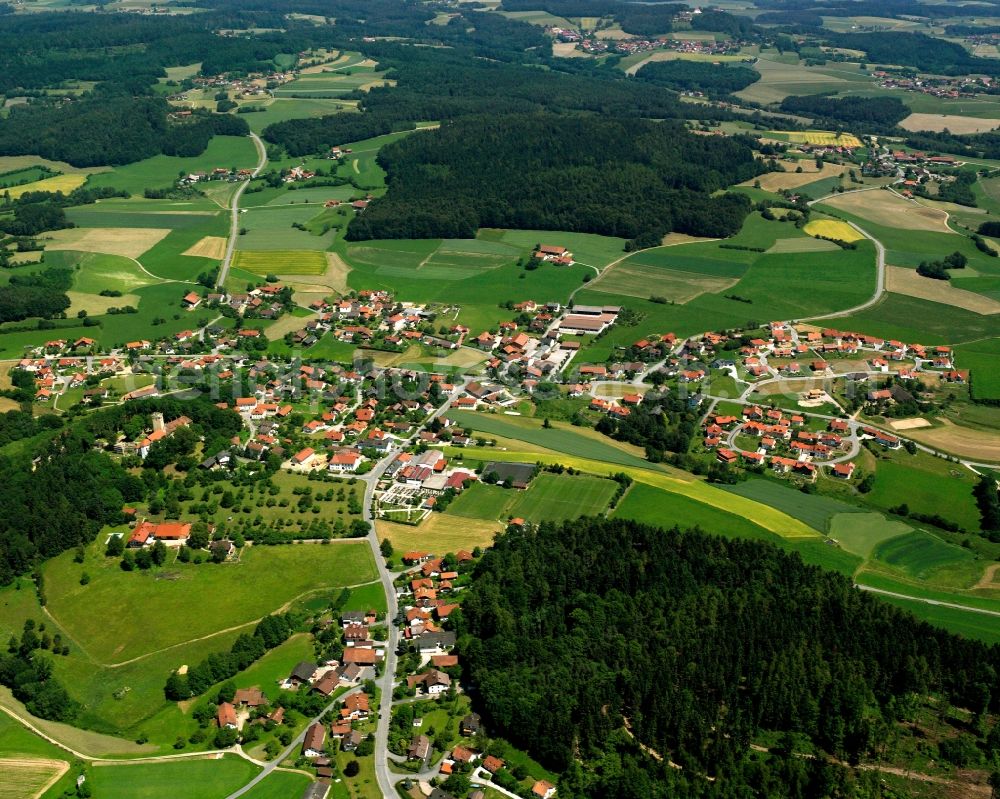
[234,249,328,275]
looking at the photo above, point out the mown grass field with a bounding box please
[237,205,338,252]
[867,593,1000,644]
[87,756,260,799]
[377,514,500,555]
[234,249,328,275]
[827,512,913,558]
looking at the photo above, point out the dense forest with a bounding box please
[905,129,1000,161]
[457,518,1000,798]
[778,95,910,131]
[636,60,761,95]
[825,32,1000,76]
[345,114,760,245]
[0,97,248,168]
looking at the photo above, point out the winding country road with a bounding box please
[803,189,887,322]
[216,133,268,289]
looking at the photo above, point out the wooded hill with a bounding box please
[456,518,1000,797]
[636,60,761,95]
[345,114,760,245]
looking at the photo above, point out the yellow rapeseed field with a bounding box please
[803,219,864,242]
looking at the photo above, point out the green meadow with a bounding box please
[446,472,618,524]
[955,337,1000,400]
[86,136,259,196]
[828,294,1000,344]
[86,756,260,799]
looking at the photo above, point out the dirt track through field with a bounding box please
[974,563,1000,591]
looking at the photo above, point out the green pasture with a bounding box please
[60,251,161,294]
[237,205,338,251]
[828,294,1000,345]
[238,771,314,799]
[87,137,259,196]
[447,482,517,521]
[239,97,353,133]
[955,338,1000,400]
[43,541,376,663]
[87,756,259,799]
[341,581,388,614]
[866,454,981,532]
[140,221,230,281]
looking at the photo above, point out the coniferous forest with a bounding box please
[345,114,761,244]
[457,518,1000,798]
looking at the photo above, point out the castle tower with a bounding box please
[151,412,165,434]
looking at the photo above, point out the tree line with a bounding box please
[344,113,760,246]
[636,60,760,95]
[456,517,1000,797]
[0,96,248,168]
[778,94,911,132]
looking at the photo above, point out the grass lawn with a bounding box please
[86,137,259,196]
[341,582,388,614]
[446,482,516,521]
[237,205,339,252]
[87,755,260,799]
[43,542,377,664]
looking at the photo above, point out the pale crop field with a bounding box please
[182,235,228,259]
[781,131,862,147]
[45,227,170,259]
[886,265,1000,315]
[0,757,68,799]
[822,190,954,233]
[900,113,1000,134]
[6,174,87,199]
[746,162,846,192]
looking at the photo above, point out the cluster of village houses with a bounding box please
[863,146,960,183]
[872,69,996,101]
